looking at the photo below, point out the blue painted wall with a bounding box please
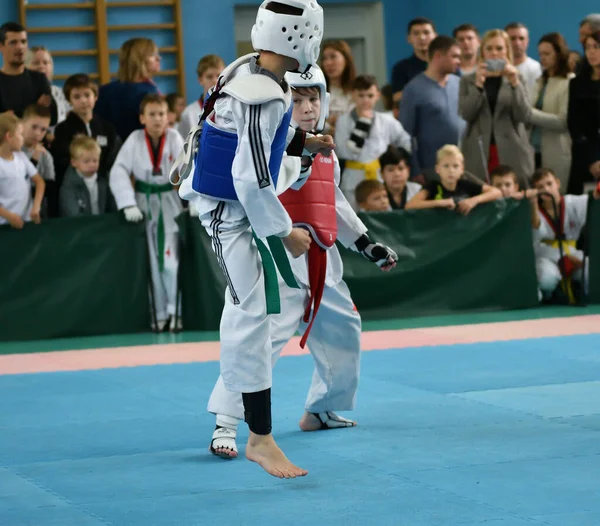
[0,0,596,103]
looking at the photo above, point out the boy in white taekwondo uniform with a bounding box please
[174,0,335,479]
[110,94,185,331]
[530,168,599,301]
[206,65,400,460]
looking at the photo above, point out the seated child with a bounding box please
[0,112,45,228]
[405,145,501,214]
[380,145,420,209]
[59,136,116,217]
[334,74,412,210]
[491,164,536,199]
[178,54,225,139]
[21,104,55,184]
[530,167,600,301]
[355,180,391,212]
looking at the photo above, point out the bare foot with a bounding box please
[245,432,308,479]
[299,411,356,431]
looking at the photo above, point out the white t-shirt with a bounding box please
[516,57,542,96]
[0,151,37,224]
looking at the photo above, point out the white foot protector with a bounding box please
[312,411,356,430]
[210,426,238,459]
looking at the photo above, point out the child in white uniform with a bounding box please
[174,0,336,479]
[109,94,184,331]
[0,112,45,228]
[530,167,599,300]
[335,75,412,210]
[206,65,399,460]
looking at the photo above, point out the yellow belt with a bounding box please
[345,159,381,180]
[541,239,576,252]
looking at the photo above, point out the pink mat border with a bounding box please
[1,315,599,376]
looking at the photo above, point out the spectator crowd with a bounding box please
[1,13,599,330]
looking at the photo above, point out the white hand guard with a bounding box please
[352,234,398,268]
[123,206,144,223]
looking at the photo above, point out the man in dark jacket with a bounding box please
[0,22,51,117]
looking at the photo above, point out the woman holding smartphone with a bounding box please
[459,29,533,187]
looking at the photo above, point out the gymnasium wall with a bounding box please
[0,1,597,101]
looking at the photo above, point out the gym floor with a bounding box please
[2,306,600,525]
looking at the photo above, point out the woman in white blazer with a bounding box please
[529,32,573,188]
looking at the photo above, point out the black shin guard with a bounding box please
[242,388,272,435]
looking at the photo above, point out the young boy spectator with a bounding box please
[0,112,45,228]
[51,74,119,186]
[406,145,501,213]
[178,54,225,139]
[59,136,116,217]
[490,164,536,199]
[380,146,421,209]
[166,92,185,133]
[109,94,184,332]
[335,74,411,210]
[355,180,391,212]
[380,84,399,119]
[21,104,54,183]
[530,167,599,301]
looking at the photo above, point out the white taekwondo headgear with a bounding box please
[285,64,330,131]
[251,0,324,74]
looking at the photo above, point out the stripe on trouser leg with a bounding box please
[248,105,270,189]
[210,202,240,305]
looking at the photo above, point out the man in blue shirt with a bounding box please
[390,17,436,104]
[399,35,466,183]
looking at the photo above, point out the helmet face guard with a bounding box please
[251,0,324,73]
[285,64,330,132]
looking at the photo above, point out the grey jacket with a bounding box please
[459,73,534,188]
[59,166,116,217]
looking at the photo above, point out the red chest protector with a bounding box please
[279,153,337,348]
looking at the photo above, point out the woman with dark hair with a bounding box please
[528,32,573,187]
[319,40,356,136]
[567,31,600,194]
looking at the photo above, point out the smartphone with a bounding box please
[485,59,506,72]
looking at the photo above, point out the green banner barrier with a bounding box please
[177,212,227,332]
[338,199,539,319]
[0,198,594,342]
[178,200,542,330]
[0,214,151,342]
[589,198,600,303]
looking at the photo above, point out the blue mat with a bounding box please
[2,335,600,525]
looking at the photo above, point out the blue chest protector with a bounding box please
[192,102,293,201]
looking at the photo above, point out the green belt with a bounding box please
[252,231,300,314]
[134,180,173,272]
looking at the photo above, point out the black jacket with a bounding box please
[567,72,600,194]
[51,111,121,185]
